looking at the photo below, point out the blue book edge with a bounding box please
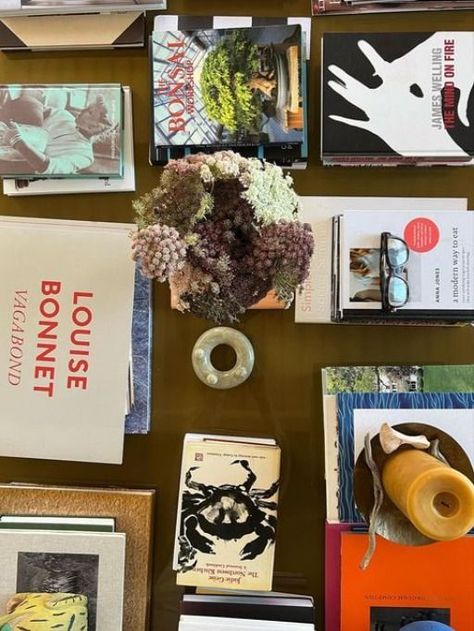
[125,265,153,435]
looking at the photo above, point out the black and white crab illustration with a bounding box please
[178,459,279,572]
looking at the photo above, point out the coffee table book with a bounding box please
[0,529,126,631]
[3,85,135,194]
[0,215,135,463]
[0,84,124,178]
[0,483,155,631]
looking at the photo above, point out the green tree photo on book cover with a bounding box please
[200,30,263,135]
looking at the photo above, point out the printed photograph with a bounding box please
[370,606,450,630]
[153,24,303,146]
[16,551,99,630]
[0,84,122,177]
[324,365,422,394]
[349,247,382,302]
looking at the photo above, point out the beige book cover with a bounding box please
[0,529,126,631]
[0,217,135,463]
[174,435,281,592]
[0,483,155,631]
[0,12,145,50]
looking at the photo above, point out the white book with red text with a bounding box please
[0,216,134,463]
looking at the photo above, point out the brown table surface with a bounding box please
[1,2,473,630]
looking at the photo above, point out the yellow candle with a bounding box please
[382,449,474,541]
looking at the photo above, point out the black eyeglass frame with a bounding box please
[380,231,410,312]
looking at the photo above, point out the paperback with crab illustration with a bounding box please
[321,32,474,166]
[173,434,281,591]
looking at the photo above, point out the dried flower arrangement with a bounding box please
[131,151,314,323]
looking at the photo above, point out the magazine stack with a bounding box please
[150,15,309,169]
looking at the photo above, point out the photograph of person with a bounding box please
[0,85,121,177]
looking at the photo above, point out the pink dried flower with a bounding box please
[131,224,187,282]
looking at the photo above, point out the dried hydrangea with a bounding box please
[132,151,313,323]
[131,225,187,281]
[240,160,299,225]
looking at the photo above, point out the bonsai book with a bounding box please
[151,24,304,148]
[321,32,474,166]
[173,434,281,591]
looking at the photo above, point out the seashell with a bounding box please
[379,422,430,454]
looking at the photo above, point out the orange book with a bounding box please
[341,533,474,631]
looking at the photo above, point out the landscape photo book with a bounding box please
[0,529,125,631]
[321,32,474,166]
[0,216,135,463]
[174,434,281,591]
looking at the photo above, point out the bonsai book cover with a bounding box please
[152,24,304,147]
[173,437,281,591]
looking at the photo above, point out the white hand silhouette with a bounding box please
[328,34,474,157]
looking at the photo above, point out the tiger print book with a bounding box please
[173,434,281,591]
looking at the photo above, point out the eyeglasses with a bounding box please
[380,232,410,311]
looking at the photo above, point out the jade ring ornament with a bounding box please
[192,327,254,389]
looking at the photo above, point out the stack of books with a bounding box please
[150,15,309,169]
[294,196,473,325]
[0,215,152,465]
[178,591,316,630]
[1,83,136,196]
[320,363,474,631]
[331,209,474,325]
[313,1,474,15]
[0,483,155,630]
[0,1,167,51]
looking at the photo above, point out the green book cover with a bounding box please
[322,364,474,394]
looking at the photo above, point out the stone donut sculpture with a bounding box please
[192,327,254,389]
